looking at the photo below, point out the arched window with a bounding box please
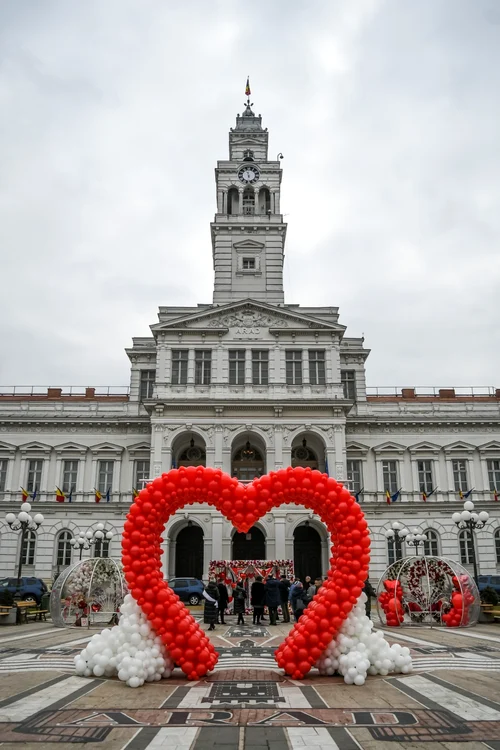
[387,536,403,566]
[21,530,36,566]
[258,187,271,214]
[178,440,206,468]
[423,529,439,557]
[242,187,254,215]
[94,538,110,559]
[227,187,239,215]
[56,530,72,567]
[459,529,474,565]
[291,440,318,470]
[232,441,265,481]
[495,529,500,565]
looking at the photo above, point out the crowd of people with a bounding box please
[203,573,335,630]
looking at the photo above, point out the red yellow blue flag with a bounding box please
[245,77,251,97]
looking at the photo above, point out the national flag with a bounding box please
[133,488,139,499]
[422,487,437,502]
[494,488,499,502]
[105,487,111,503]
[68,487,73,503]
[95,489,102,503]
[458,489,464,500]
[21,487,29,502]
[324,457,329,476]
[31,486,38,500]
[355,488,364,503]
[245,76,251,96]
[55,487,65,503]
[386,489,400,504]
[463,488,473,499]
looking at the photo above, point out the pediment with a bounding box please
[233,239,265,252]
[408,441,442,455]
[346,441,370,456]
[478,441,500,454]
[0,441,16,454]
[443,441,476,455]
[89,442,124,455]
[127,442,151,456]
[54,442,88,455]
[372,441,406,455]
[152,299,343,334]
[18,441,52,454]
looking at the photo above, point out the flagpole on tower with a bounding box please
[245,75,251,104]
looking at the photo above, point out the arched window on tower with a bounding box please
[422,529,440,556]
[242,187,254,215]
[258,187,271,215]
[227,187,239,215]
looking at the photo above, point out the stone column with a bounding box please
[187,349,195,384]
[274,516,286,558]
[245,348,252,384]
[214,425,224,469]
[302,349,310,384]
[238,188,244,214]
[274,426,283,469]
[212,516,223,560]
[254,188,260,213]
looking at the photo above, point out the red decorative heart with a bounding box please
[121,466,370,680]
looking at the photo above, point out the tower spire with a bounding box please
[243,76,254,117]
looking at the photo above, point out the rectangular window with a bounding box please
[452,459,468,492]
[309,350,326,385]
[21,531,36,566]
[27,460,43,493]
[346,460,362,495]
[195,350,212,385]
[98,461,114,494]
[252,350,269,385]
[62,460,78,494]
[487,459,500,491]
[459,530,474,565]
[0,459,7,493]
[171,350,188,385]
[417,460,433,493]
[387,537,403,566]
[140,370,155,400]
[341,370,356,400]
[135,460,150,489]
[382,460,398,494]
[242,257,255,270]
[229,349,245,385]
[285,350,302,385]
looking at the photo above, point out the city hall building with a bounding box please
[1,97,499,586]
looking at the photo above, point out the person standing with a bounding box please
[203,578,220,631]
[264,575,281,626]
[278,574,291,623]
[306,579,316,599]
[251,575,265,625]
[233,580,246,625]
[217,578,229,625]
[291,581,309,621]
[363,578,376,618]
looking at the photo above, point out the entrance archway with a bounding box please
[232,525,266,560]
[293,523,322,581]
[174,524,204,579]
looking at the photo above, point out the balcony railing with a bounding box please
[367,386,498,398]
[0,386,130,397]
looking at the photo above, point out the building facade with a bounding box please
[1,98,500,585]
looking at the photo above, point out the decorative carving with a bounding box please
[206,306,289,329]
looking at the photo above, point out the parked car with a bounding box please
[477,575,500,595]
[168,578,204,605]
[0,576,48,605]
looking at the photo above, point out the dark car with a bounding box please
[477,575,500,595]
[0,576,48,604]
[168,577,204,605]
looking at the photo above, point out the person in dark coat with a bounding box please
[217,579,229,625]
[363,578,376,618]
[233,580,246,625]
[203,579,220,631]
[278,575,291,623]
[264,575,281,625]
[291,581,309,621]
[251,575,266,625]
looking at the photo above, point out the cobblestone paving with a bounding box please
[0,618,498,748]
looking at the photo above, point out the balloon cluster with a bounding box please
[74,594,174,687]
[118,466,369,681]
[378,580,404,626]
[442,575,475,627]
[316,593,412,684]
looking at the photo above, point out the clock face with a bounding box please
[238,165,260,184]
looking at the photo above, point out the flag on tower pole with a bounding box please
[245,76,251,97]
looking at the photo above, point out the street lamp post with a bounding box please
[452,500,489,585]
[5,503,44,591]
[384,521,409,561]
[404,528,428,554]
[70,523,114,560]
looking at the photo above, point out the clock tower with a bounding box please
[211,90,287,304]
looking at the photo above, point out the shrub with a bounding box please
[480,587,499,606]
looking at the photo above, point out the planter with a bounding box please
[0,607,18,625]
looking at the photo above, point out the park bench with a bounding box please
[15,601,48,624]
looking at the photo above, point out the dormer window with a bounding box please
[243,149,254,161]
[242,257,256,270]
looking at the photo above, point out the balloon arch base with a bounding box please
[377,555,481,628]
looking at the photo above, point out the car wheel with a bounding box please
[22,594,37,604]
[188,595,200,605]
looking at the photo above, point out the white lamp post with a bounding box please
[5,503,44,589]
[384,521,409,561]
[70,527,114,560]
[452,500,489,584]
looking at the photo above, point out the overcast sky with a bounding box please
[1,0,499,391]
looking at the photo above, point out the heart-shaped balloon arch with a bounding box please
[75,466,413,686]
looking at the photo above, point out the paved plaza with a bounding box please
[0,616,498,748]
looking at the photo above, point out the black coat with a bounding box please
[250,581,265,608]
[291,587,309,613]
[278,578,290,602]
[264,578,281,607]
[233,584,246,614]
[203,583,219,623]
[218,583,229,608]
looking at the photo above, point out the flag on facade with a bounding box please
[68,487,73,503]
[459,488,473,500]
[422,487,437,502]
[245,76,251,96]
[324,457,329,476]
[386,489,400,504]
[355,488,364,503]
[95,489,102,503]
[133,488,139,499]
[55,487,65,503]
[31,486,38,500]
[493,488,498,502]
[21,487,29,502]
[105,487,111,503]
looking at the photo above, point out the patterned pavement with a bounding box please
[0,617,499,748]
